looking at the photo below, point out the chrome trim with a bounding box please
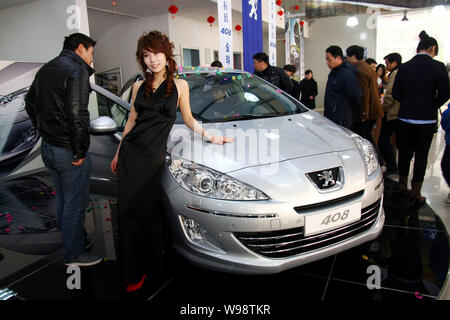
[0,288,17,300]
[186,205,278,219]
[91,177,115,183]
[305,166,345,194]
[260,217,378,255]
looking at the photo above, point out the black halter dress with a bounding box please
[117,79,178,284]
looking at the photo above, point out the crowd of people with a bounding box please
[249,31,449,208]
[23,29,449,298]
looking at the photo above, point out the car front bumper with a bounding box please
[161,157,385,275]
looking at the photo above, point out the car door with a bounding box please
[88,83,132,198]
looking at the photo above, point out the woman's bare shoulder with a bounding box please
[174,78,188,92]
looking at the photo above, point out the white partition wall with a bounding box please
[0,0,90,62]
[376,7,450,66]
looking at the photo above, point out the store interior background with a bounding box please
[1,0,449,112]
[0,0,449,300]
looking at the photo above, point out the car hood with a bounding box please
[167,111,358,173]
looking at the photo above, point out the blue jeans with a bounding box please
[41,141,92,262]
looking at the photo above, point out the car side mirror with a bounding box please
[90,116,118,135]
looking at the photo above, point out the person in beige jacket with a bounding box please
[379,53,402,175]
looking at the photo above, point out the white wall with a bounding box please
[376,8,450,66]
[168,14,244,68]
[0,0,90,62]
[304,13,377,111]
[89,12,170,82]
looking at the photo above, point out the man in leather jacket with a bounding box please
[25,33,102,267]
[253,52,292,94]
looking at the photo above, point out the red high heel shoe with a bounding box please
[126,275,147,292]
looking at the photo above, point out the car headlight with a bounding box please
[166,155,269,200]
[351,134,379,176]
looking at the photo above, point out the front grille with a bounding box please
[234,199,381,258]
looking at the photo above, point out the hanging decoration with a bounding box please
[295,5,300,11]
[276,0,282,5]
[235,24,242,35]
[207,15,216,26]
[112,1,117,15]
[168,5,178,19]
[277,9,284,16]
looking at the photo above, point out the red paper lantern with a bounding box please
[235,24,242,32]
[168,5,178,14]
[277,10,284,16]
[276,0,282,6]
[207,16,215,24]
[295,5,300,10]
[300,20,305,26]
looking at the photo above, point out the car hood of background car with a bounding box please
[167,111,359,173]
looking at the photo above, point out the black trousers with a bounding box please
[379,119,399,172]
[396,121,435,182]
[442,144,450,187]
[352,120,376,143]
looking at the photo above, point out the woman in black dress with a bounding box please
[110,31,233,292]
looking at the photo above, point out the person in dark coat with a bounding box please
[299,69,318,109]
[253,52,292,94]
[25,33,103,267]
[392,31,450,205]
[283,64,300,100]
[324,46,362,129]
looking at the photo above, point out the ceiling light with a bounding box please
[346,16,358,27]
[431,5,445,16]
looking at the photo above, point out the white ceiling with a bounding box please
[86,0,218,18]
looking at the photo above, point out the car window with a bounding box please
[175,72,308,124]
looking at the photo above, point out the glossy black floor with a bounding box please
[0,172,449,306]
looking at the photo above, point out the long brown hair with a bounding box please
[136,31,177,99]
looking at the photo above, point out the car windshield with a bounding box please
[175,72,308,124]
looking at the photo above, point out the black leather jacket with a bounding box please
[25,49,94,160]
[254,65,293,94]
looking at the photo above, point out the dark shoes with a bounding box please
[410,180,426,206]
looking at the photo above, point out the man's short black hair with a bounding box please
[325,46,343,59]
[210,60,223,68]
[63,33,96,51]
[365,58,377,65]
[346,45,364,60]
[383,53,402,65]
[253,52,269,64]
[283,64,296,73]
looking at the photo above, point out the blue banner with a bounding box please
[242,0,263,73]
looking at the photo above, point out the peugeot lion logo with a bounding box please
[317,170,336,187]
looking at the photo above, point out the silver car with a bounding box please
[4,67,384,274]
[162,69,384,274]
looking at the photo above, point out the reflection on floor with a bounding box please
[0,170,448,303]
